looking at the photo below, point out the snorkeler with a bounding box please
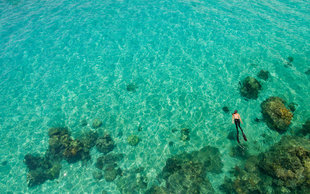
[232,110,247,144]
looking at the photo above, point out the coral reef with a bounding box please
[298,119,310,136]
[24,127,98,187]
[126,83,137,92]
[152,145,222,193]
[229,145,250,159]
[92,171,103,180]
[261,97,293,132]
[239,76,262,99]
[116,167,148,194]
[95,153,124,182]
[220,136,310,194]
[305,69,310,75]
[145,186,169,194]
[127,134,140,146]
[46,127,92,163]
[96,134,115,154]
[222,106,230,113]
[24,154,61,187]
[92,118,102,129]
[259,136,310,190]
[104,163,122,182]
[180,128,190,141]
[95,153,124,170]
[287,56,294,63]
[257,70,269,81]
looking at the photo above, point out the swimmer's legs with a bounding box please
[235,121,240,143]
[238,122,247,141]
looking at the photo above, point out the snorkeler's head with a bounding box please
[234,110,238,114]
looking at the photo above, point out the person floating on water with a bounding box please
[232,110,247,144]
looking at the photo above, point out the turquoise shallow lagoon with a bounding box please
[0,0,309,193]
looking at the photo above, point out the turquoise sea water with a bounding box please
[0,0,309,193]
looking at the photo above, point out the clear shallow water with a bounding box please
[0,0,309,193]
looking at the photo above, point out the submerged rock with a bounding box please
[95,153,124,170]
[298,119,310,136]
[104,164,122,182]
[92,118,102,129]
[24,127,98,187]
[116,167,148,193]
[180,128,190,141]
[222,106,230,113]
[78,130,99,150]
[261,97,293,132]
[239,76,262,99]
[127,134,140,146]
[259,136,310,190]
[48,127,70,138]
[305,69,310,75]
[220,136,310,194]
[287,56,294,63]
[158,145,222,193]
[126,83,137,92]
[257,70,269,81]
[96,134,115,154]
[92,171,103,180]
[24,154,61,187]
[145,185,169,194]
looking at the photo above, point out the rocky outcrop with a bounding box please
[259,136,310,190]
[261,97,293,132]
[220,136,310,194]
[239,76,262,99]
[24,154,61,187]
[96,134,115,154]
[149,145,223,193]
[24,127,98,187]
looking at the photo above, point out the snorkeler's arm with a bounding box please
[232,115,234,123]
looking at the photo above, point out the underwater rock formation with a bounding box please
[239,76,262,99]
[145,185,169,194]
[222,106,230,113]
[25,127,98,187]
[229,145,250,159]
[95,153,124,182]
[257,70,269,81]
[96,134,115,154]
[152,145,223,193]
[287,56,294,63]
[220,136,310,194]
[162,145,223,176]
[220,159,271,194]
[259,136,310,191]
[95,153,124,170]
[46,127,92,163]
[180,128,190,141]
[116,167,148,194]
[78,130,99,150]
[92,118,102,129]
[104,163,122,182]
[46,127,73,161]
[24,154,61,187]
[127,134,140,146]
[126,83,137,92]
[298,119,310,136]
[92,170,103,180]
[261,97,293,132]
